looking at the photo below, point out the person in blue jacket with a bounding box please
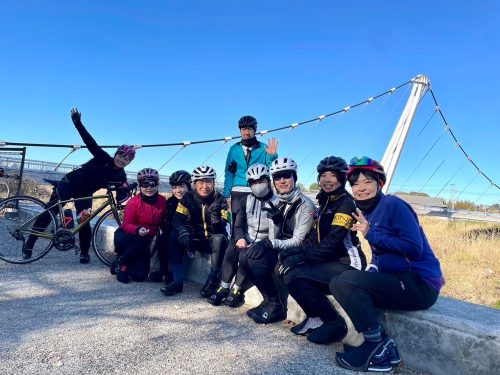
[224,115,278,231]
[330,156,445,373]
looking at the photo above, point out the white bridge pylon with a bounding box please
[381,74,430,193]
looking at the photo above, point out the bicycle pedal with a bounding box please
[74,246,81,255]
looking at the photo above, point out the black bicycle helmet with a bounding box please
[238,115,257,130]
[317,156,348,175]
[169,170,192,187]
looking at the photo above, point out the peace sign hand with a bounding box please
[265,137,278,155]
[352,208,370,236]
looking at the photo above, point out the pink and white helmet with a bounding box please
[116,145,136,160]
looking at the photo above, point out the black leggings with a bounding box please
[281,260,352,322]
[239,249,280,299]
[114,229,151,282]
[220,240,248,287]
[169,231,228,273]
[26,179,92,253]
[330,270,439,332]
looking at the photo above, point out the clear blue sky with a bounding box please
[1,1,499,204]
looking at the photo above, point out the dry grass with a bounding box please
[360,217,500,308]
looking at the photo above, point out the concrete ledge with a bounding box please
[185,254,500,375]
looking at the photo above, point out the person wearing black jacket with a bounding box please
[277,156,366,345]
[23,108,135,264]
[160,165,230,297]
[148,170,192,282]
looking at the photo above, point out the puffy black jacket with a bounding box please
[173,190,230,239]
[300,187,366,270]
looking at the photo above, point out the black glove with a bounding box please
[278,253,307,276]
[246,238,272,260]
[71,108,83,126]
[177,227,192,248]
[278,246,302,263]
[261,201,284,225]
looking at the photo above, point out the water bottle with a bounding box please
[77,208,92,224]
[63,209,74,229]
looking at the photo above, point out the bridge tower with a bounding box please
[381,75,430,193]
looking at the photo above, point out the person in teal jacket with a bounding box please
[224,115,278,232]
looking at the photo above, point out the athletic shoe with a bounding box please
[335,338,393,372]
[307,319,347,345]
[22,247,32,260]
[224,287,244,308]
[109,258,118,275]
[116,265,129,284]
[207,287,229,306]
[343,336,401,366]
[290,317,324,336]
[246,299,286,324]
[200,277,219,298]
[147,270,165,282]
[160,282,183,296]
[79,253,90,264]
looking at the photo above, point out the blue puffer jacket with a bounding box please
[223,141,277,198]
[364,194,445,291]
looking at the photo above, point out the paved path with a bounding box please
[0,250,427,375]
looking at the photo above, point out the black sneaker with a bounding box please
[200,277,219,298]
[110,258,118,275]
[335,338,393,372]
[224,287,244,308]
[116,265,129,284]
[160,282,183,296]
[307,319,347,345]
[246,299,286,324]
[344,338,401,366]
[147,270,165,282]
[22,248,32,260]
[80,253,90,264]
[207,287,229,306]
[290,317,324,336]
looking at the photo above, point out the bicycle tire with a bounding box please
[0,181,10,200]
[92,209,123,266]
[0,195,56,264]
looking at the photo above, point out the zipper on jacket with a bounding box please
[202,204,208,238]
[316,203,328,243]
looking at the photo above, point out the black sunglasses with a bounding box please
[272,171,293,181]
[140,181,158,188]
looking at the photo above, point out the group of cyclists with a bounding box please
[27,109,445,373]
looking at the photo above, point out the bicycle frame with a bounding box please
[17,190,121,241]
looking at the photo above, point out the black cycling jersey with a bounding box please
[173,190,230,239]
[65,121,127,197]
[300,187,365,266]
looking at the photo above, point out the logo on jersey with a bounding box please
[332,213,354,229]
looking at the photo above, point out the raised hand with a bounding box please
[71,108,82,126]
[352,208,370,236]
[264,137,278,155]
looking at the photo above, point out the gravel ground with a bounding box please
[0,250,429,375]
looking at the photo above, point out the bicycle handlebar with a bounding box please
[106,182,138,192]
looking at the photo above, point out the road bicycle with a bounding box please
[0,179,138,265]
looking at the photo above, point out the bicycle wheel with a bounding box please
[0,181,10,200]
[92,209,123,266]
[0,196,56,264]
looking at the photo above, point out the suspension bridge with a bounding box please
[1,75,499,221]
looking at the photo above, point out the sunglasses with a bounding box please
[140,181,159,188]
[272,171,293,181]
[349,156,379,167]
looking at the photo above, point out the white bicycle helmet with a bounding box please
[270,157,298,176]
[246,163,269,183]
[192,165,217,181]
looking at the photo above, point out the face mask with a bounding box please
[251,182,270,198]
